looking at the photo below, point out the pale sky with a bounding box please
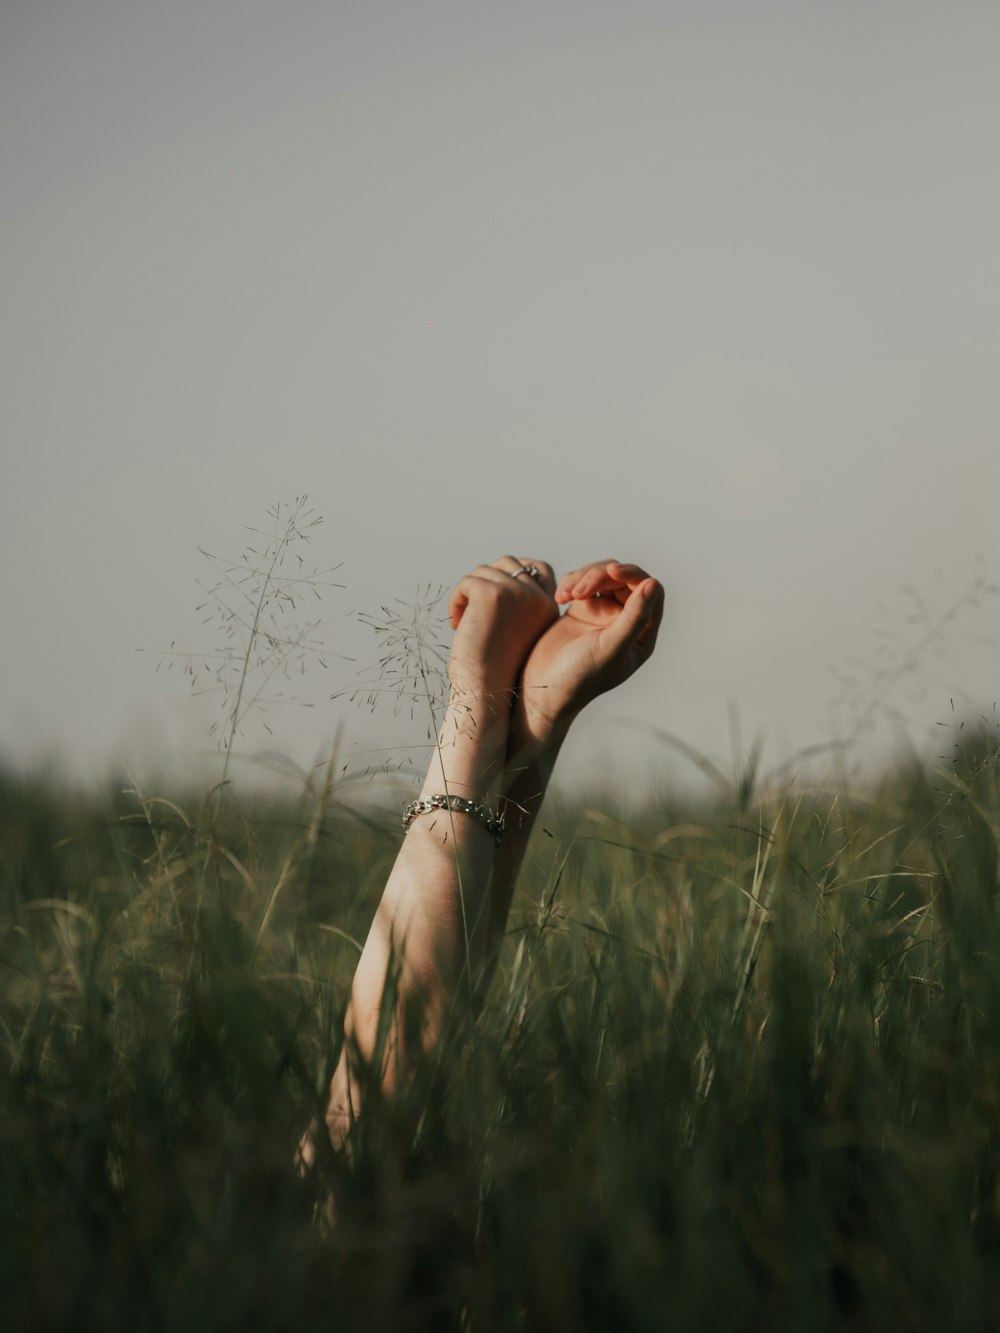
[3,0,999,799]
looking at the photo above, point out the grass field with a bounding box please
[3,737,1000,1331]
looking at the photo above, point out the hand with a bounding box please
[515,560,664,740]
[448,557,558,700]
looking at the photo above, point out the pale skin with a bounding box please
[300,557,664,1164]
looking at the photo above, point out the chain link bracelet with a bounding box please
[402,794,506,844]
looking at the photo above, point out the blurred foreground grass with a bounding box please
[3,743,1000,1332]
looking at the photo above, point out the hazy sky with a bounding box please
[3,0,999,799]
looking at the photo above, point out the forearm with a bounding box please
[484,700,575,985]
[347,685,511,1073]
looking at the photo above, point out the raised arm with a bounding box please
[308,556,664,1161]
[312,557,557,1155]
[487,561,665,974]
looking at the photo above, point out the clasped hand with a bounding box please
[449,555,664,739]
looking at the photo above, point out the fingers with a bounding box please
[597,577,665,666]
[448,566,508,628]
[556,560,653,605]
[494,555,557,599]
[555,558,617,604]
[449,558,556,627]
[447,556,562,693]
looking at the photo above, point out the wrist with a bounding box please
[504,695,573,787]
[422,687,511,807]
[447,675,517,722]
[510,691,576,754]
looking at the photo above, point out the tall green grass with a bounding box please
[2,741,1000,1331]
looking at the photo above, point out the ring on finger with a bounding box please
[512,564,541,581]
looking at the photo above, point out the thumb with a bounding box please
[599,579,662,667]
[448,581,471,630]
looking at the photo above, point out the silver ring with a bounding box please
[512,564,541,581]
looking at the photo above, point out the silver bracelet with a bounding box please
[402,793,506,844]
